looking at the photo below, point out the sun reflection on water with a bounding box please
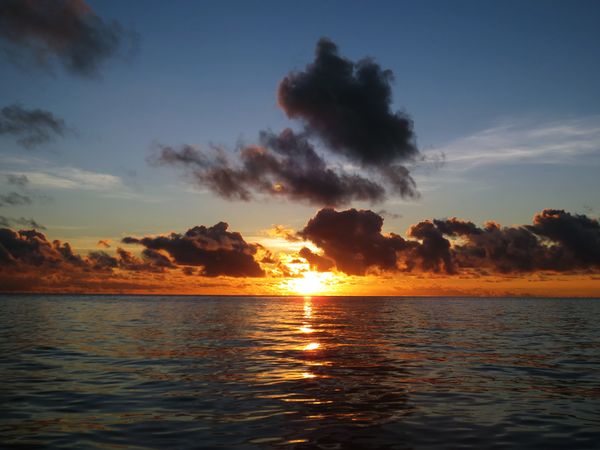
[303,342,321,351]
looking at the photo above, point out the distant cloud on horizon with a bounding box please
[1,207,600,293]
[300,207,600,277]
[122,222,265,278]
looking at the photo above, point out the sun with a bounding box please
[284,271,337,296]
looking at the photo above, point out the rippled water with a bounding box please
[1,295,599,449]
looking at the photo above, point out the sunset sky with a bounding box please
[1,0,600,296]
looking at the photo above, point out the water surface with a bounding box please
[1,295,599,449]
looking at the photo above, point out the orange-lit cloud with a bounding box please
[121,222,264,277]
[97,239,111,248]
[1,208,600,296]
[300,208,600,277]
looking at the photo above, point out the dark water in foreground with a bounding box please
[1,296,599,449]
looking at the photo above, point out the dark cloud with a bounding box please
[278,38,418,167]
[267,225,301,242]
[5,174,29,187]
[256,244,277,265]
[377,209,401,220]
[432,217,481,237]
[427,213,599,274]
[300,208,600,276]
[300,208,412,275]
[0,192,31,207]
[379,165,418,199]
[0,0,138,77]
[140,248,174,269]
[448,220,556,273]
[0,223,266,293]
[154,38,421,206]
[407,221,454,274]
[122,222,265,277]
[154,129,388,207]
[87,247,172,273]
[0,103,66,148]
[1,220,265,283]
[299,246,334,272]
[529,209,600,267]
[0,227,181,281]
[87,250,118,270]
[0,216,45,229]
[0,228,81,266]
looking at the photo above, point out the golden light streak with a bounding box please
[303,342,321,351]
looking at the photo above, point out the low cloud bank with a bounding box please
[299,208,600,276]
[2,208,598,292]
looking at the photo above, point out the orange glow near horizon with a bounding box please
[3,251,600,297]
[281,270,342,296]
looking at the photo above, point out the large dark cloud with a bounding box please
[299,208,600,276]
[278,38,419,167]
[529,209,600,267]
[299,208,413,275]
[122,222,265,277]
[0,228,82,266]
[407,221,454,274]
[299,246,334,272]
[0,103,66,149]
[154,129,390,207]
[0,0,137,77]
[426,211,600,274]
[155,38,421,206]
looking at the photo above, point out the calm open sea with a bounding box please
[1,295,599,449]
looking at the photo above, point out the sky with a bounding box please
[1,0,600,296]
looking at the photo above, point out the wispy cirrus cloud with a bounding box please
[0,152,146,207]
[15,167,122,191]
[430,116,600,171]
[0,154,122,192]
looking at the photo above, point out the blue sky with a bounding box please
[1,0,600,248]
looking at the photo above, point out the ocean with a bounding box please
[1,295,599,449]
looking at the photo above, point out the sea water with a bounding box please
[1,295,599,449]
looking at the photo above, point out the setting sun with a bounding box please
[283,271,338,296]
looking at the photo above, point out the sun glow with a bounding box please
[284,270,338,295]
